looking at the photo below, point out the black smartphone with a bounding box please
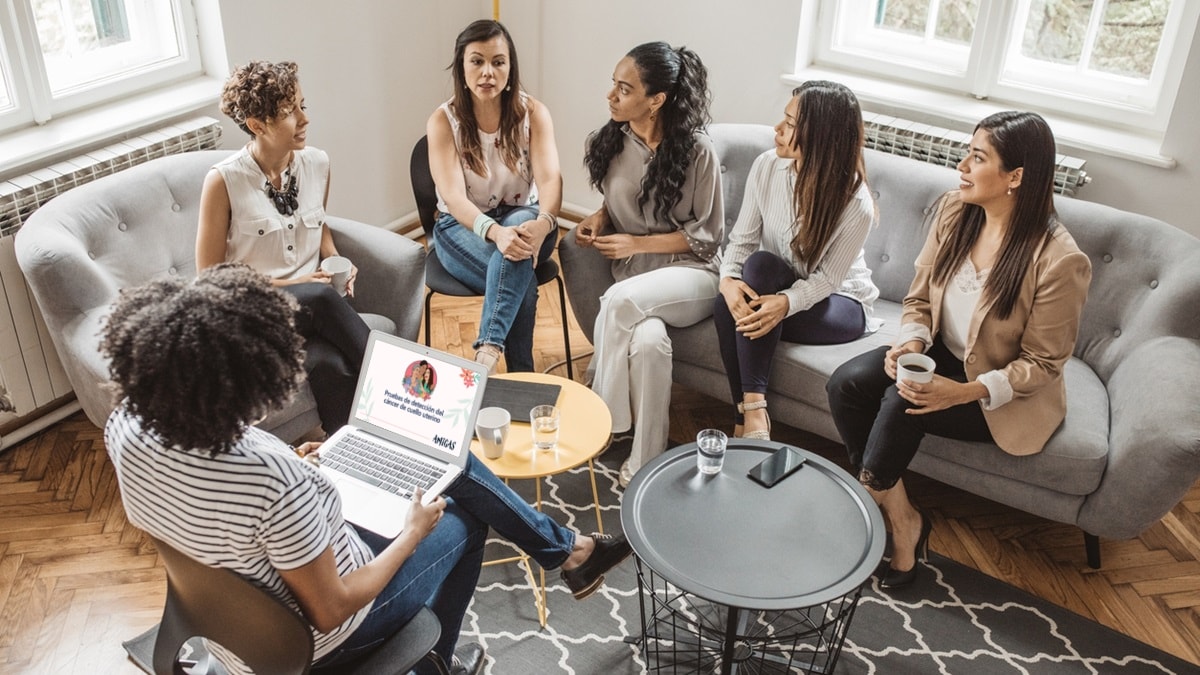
[747,446,807,488]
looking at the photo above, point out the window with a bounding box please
[812,0,1199,132]
[0,0,201,132]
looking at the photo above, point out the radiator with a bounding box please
[0,116,222,447]
[862,112,1090,196]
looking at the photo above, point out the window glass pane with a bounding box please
[31,0,182,95]
[1021,0,1090,66]
[934,0,979,44]
[1094,0,1168,78]
[875,0,930,36]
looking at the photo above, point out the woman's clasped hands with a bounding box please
[719,277,788,340]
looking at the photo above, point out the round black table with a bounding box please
[621,439,885,674]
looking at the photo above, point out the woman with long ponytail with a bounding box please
[574,42,723,487]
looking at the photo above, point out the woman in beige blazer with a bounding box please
[826,111,1092,590]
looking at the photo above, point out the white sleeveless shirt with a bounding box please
[434,98,537,213]
[214,146,330,281]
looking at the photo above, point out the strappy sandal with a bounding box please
[737,399,771,440]
[474,344,502,375]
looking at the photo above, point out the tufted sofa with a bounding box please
[16,150,426,444]
[560,123,1200,567]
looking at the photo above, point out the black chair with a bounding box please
[136,535,442,675]
[411,135,574,379]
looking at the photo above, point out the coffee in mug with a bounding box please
[896,352,936,385]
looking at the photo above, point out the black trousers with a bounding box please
[825,338,994,490]
[286,283,371,434]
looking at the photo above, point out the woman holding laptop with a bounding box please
[102,264,630,675]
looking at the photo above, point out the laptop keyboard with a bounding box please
[323,433,448,500]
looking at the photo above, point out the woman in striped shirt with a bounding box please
[713,81,882,440]
[102,264,630,675]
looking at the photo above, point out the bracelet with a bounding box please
[537,211,558,235]
[472,213,498,239]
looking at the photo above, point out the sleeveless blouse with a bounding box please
[214,146,329,281]
[434,96,537,213]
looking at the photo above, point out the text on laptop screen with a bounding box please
[352,339,482,458]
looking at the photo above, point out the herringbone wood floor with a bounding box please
[1,252,1198,673]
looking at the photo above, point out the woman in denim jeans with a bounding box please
[102,264,630,675]
[427,19,563,374]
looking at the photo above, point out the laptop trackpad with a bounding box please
[335,477,409,539]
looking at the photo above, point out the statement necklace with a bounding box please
[265,168,299,217]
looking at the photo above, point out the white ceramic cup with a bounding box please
[896,352,937,385]
[475,406,511,460]
[320,256,352,296]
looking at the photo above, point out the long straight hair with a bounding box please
[788,81,867,273]
[932,111,1058,320]
[448,20,527,177]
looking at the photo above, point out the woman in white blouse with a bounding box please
[197,60,367,436]
[826,111,1091,590]
[713,81,880,441]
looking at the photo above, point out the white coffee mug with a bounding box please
[320,256,352,296]
[475,406,510,460]
[896,352,936,385]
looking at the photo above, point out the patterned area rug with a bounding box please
[463,438,1200,675]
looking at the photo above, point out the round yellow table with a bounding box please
[470,371,612,626]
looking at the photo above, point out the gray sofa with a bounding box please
[16,150,426,444]
[560,123,1200,567]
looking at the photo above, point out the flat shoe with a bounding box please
[561,532,632,600]
[448,641,485,675]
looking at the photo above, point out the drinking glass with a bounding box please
[530,404,560,452]
[696,428,728,475]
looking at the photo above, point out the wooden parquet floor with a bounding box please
[1,254,1198,673]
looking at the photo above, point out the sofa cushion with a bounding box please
[915,357,1110,496]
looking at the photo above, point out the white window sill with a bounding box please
[785,66,1176,169]
[0,75,224,178]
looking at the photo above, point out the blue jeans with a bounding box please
[432,204,557,372]
[312,454,575,671]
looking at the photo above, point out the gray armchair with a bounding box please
[15,150,425,443]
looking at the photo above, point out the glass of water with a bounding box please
[696,428,728,475]
[530,404,560,452]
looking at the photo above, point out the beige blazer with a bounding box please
[902,192,1092,456]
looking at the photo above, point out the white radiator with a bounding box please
[862,112,1090,196]
[0,116,223,448]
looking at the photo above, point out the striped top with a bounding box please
[104,406,372,669]
[720,150,882,330]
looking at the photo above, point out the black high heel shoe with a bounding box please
[880,507,932,589]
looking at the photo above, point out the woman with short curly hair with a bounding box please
[103,264,631,674]
[573,42,723,486]
[197,60,369,436]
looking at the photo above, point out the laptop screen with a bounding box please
[349,332,486,465]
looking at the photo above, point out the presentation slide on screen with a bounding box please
[353,341,481,457]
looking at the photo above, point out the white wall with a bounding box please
[213,0,1200,238]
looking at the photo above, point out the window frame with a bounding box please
[0,0,203,133]
[809,0,1200,134]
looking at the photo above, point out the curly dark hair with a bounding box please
[220,61,301,136]
[584,42,711,223]
[932,110,1059,320]
[449,20,527,177]
[101,264,307,453]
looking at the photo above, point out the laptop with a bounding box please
[318,331,488,538]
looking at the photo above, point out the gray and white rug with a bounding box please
[464,440,1199,675]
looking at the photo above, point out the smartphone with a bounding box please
[747,446,807,488]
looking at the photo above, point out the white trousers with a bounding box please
[590,266,719,472]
